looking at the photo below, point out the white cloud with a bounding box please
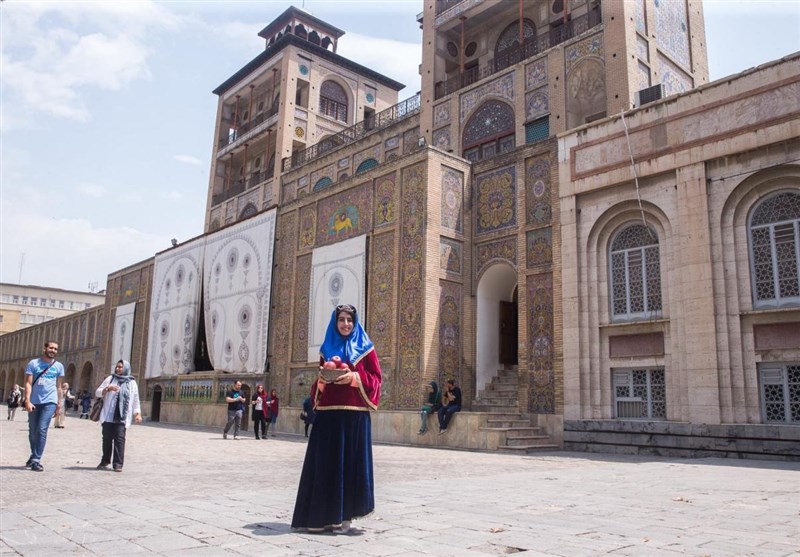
[1,200,168,291]
[173,154,203,166]
[337,33,421,96]
[0,1,178,126]
[76,183,107,198]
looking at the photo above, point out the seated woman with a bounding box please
[418,381,440,435]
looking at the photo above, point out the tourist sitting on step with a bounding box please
[437,379,462,434]
[418,381,441,435]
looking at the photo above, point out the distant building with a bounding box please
[0,283,105,336]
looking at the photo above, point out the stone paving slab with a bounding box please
[1,415,799,556]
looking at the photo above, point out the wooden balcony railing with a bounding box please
[282,93,421,172]
[435,8,602,100]
[217,103,280,150]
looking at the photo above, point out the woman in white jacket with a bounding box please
[95,360,142,472]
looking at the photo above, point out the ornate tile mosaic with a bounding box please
[310,163,336,189]
[476,165,516,234]
[460,72,514,123]
[434,102,451,127]
[299,205,316,249]
[385,136,400,149]
[525,155,552,226]
[398,163,426,409]
[374,171,396,227]
[637,35,649,62]
[476,237,516,278]
[658,53,693,96]
[403,127,420,154]
[566,57,606,130]
[291,254,312,362]
[438,281,461,380]
[433,127,451,151]
[654,0,690,69]
[565,34,603,73]
[282,181,296,204]
[635,0,647,34]
[527,272,554,413]
[338,157,349,169]
[354,144,382,170]
[525,58,548,90]
[315,183,373,246]
[440,167,463,233]
[270,210,297,391]
[526,228,552,269]
[637,61,651,91]
[440,238,462,275]
[368,231,395,358]
[525,87,549,121]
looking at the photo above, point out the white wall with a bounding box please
[475,264,517,395]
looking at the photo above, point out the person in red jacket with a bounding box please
[265,388,279,437]
[291,304,382,534]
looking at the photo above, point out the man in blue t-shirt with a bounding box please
[24,341,65,471]
[222,381,245,440]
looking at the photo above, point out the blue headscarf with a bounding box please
[319,305,374,366]
[112,360,134,420]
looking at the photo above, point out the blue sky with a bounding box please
[1,0,799,292]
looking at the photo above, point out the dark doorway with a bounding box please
[151,386,162,422]
[499,294,518,365]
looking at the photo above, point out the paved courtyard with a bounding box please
[1,414,798,556]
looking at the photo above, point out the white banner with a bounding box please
[111,302,136,365]
[203,209,276,373]
[308,234,366,362]
[145,238,205,378]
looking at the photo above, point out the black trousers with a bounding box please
[252,413,267,438]
[101,422,127,468]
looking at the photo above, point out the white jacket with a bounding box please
[95,375,141,427]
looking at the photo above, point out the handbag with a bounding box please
[90,376,113,422]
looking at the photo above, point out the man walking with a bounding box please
[223,381,245,440]
[24,341,64,471]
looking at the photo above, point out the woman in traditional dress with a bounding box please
[291,304,382,534]
[95,360,142,472]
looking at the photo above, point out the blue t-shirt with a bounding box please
[25,358,65,405]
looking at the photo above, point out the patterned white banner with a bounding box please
[203,209,276,373]
[111,302,136,365]
[145,238,205,378]
[308,234,366,362]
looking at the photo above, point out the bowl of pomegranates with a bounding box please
[320,356,350,382]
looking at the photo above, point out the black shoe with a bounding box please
[113,466,122,473]
[25,457,33,468]
[30,462,44,472]
[97,463,109,470]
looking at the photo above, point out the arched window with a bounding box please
[609,224,662,320]
[319,81,348,123]
[462,100,515,162]
[313,177,333,191]
[239,203,258,220]
[356,158,378,174]
[749,190,800,307]
[495,19,536,59]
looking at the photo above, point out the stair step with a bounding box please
[504,435,552,447]
[472,405,520,413]
[498,444,560,453]
[484,420,532,428]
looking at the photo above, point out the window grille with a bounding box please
[356,158,379,174]
[749,191,800,308]
[610,224,662,320]
[319,81,348,123]
[525,117,549,144]
[613,368,666,419]
[759,363,800,424]
[313,177,333,191]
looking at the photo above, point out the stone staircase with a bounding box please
[474,367,559,453]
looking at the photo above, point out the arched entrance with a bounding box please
[476,263,518,394]
[78,362,93,400]
[65,363,77,389]
[151,386,162,422]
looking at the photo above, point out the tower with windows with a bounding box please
[204,6,404,232]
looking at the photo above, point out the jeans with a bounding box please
[437,404,461,431]
[101,422,127,468]
[28,402,57,463]
[223,410,242,437]
[419,409,433,433]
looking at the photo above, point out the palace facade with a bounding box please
[1,1,797,459]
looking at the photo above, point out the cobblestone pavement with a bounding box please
[1,414,798,556]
